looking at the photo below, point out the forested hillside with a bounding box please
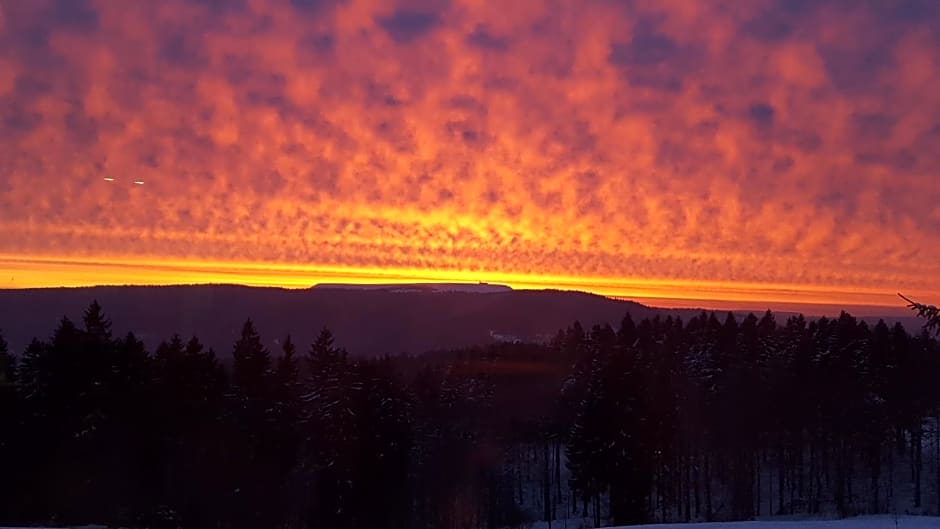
[1,302,939,529]
[0,286,663,356]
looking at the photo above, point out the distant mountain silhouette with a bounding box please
[0,284,924,357]
[0,285,655,356]
[312,282,512,293]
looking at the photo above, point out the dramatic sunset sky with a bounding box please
[1,0,939,313]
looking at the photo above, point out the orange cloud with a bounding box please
[1,0,938,311]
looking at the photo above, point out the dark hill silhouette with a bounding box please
[0,284,921,356]
[0,285,664,356]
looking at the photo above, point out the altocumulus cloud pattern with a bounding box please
[0,0,939,308]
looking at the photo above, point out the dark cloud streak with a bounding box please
[376,9,441,43]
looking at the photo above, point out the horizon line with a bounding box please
[1,254,933,317]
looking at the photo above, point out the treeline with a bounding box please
[559,310,940,525]
[0,302,939,528]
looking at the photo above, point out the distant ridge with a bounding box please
[0,284,652,357]
[312,282,512,294]
[0,284,923,357]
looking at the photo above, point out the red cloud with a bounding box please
[0,0,938,310]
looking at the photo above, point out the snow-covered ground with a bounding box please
[526,515,940,529]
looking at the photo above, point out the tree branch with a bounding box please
[899,293,940,335]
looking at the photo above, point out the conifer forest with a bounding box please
[1,301,940,528]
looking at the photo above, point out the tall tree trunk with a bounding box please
[554,440,562,505]
[543,441,551,527]
[834,437,845,518]
[685,449,692,521]
[675,453,682,522]
[887,444,894,515]
[521,444,528,504]
[914,424,922,509]
[809,439,815,514]
[768,448,774,516]
[751,450,763,516]
[936,414,940,514]
[796,431,804,502]
[660,462,667,522]
[846,440,853,509]
[693,452,701,519]
[755,451,761,518]
[870,438,880,514]
[594,492,601,528]
[517,456,524,505]
[778,442,785,514]
[813,437,823,514]
[792,440,799,514]
[704,454,712,521]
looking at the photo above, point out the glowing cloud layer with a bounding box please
[1,0,939,310]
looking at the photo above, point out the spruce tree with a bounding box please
[232,319,271,399]
[306,327,345,385]
[0,328,19,523]
[276,335,300,391]
[83,300,112,340]
[302,328,357,528]
[185,336,226,404]
[272,334,301,465]
[0,329,14,385]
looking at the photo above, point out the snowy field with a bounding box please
[526,515,940,529]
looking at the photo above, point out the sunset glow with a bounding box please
[1,0,938,312]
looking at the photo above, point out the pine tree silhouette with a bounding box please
[0,329,14,385]
[232,319,271,400]
[83,300,112,340]
[276,334,300,391]
[3,303,940,528]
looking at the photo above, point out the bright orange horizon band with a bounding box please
[2,255,930,317]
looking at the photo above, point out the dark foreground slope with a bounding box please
[0,285,668,355]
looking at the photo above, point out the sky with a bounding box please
[0,0,939,314]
